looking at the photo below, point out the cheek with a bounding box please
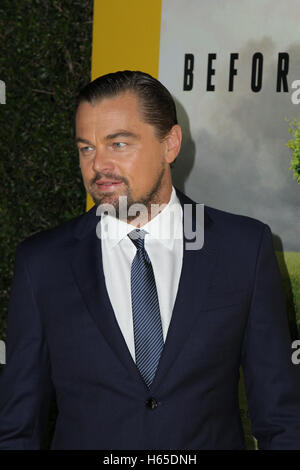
[118,144,164,183]
[135,147,164,173]
[79,160,93,182]
[80,156,92,170]
[126,158,155,184]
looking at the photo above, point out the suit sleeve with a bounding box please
[241,223,300,450]
[0,243,55,449]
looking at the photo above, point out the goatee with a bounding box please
[89,165,166,223]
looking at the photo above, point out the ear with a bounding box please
[164,124,182,164]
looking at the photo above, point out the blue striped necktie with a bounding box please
[128,228,164,389]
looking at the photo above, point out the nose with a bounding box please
[92,147,115,173]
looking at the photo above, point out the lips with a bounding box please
[95,180,123,191]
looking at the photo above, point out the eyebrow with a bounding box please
[104,130,140,140]
[76,137,93,145]
[75,131,140,145]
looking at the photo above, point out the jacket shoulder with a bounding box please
[205,204,266,231]
[175,188,268,250]
[176,188,267,233]
[16,205,97,258]
[203,204,271,254]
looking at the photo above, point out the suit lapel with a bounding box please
[70,206,148,390]
[70,189,220,393]
[149,189,219,392]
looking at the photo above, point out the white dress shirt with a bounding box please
[100,186,183,363]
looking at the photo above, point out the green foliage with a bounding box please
[286,118,300,184]
[276,251,300,323]
[0,0,93,342]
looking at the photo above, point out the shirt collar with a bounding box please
[100,186,183,250]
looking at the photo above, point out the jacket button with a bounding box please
[145,397,158,410]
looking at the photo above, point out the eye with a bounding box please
[113,142,127,149]
[79,146,93,153]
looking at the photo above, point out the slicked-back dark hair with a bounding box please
[75,70,178,141]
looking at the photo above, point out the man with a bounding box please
[0,70,300,450]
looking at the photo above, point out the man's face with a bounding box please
[75,92,179,218]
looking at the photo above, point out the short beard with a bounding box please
[124,164,166,223]
[88,163,166,223]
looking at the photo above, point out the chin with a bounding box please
[94,194,119,207]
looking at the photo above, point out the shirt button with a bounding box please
[145,397,158,410]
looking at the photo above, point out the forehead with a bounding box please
[75,92,147,134]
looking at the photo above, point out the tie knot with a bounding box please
[128,229,147,250]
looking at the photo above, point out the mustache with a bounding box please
[90,172,129,186]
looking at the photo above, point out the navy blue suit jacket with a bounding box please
[1,188,300,450]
